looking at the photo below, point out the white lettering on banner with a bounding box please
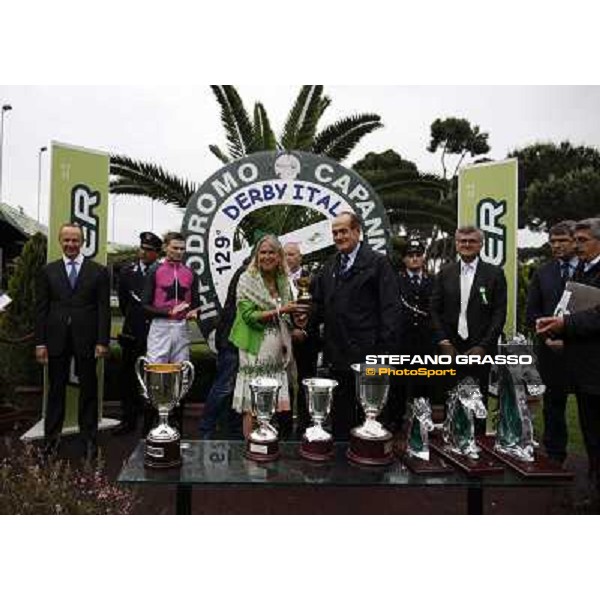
[478,198,507,268]
[315,164,335,183]
[71,184,99,258]
[212,171,239,197]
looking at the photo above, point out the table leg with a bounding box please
[467,485,484,515]
[176,484,192,515]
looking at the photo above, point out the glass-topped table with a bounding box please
[118,440,573,514]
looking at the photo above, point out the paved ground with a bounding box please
[2,403,597,514]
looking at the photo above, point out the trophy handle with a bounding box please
[135,356,149,400]
[179,360,195,402]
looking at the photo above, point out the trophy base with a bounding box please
[429,438,504,476]
[478,436,574,480]
[245,438,280,463]
[300,437,334,462]
[144,438,182,470]
[402,452,454,475]
[347,430,395,466]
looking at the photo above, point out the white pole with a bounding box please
[37,146,48,223]
[0,104,13,202]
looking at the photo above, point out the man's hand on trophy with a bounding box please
[292,328,308,343]
[35,346,48,365]
[186,307,200,320]
[545,338,564,352]
[465,346,486,357]
[536,316,565,336]
[439,340,457,358]
[95,345,109,359]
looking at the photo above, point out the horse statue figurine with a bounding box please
[406,397,434,461]
[494,335,545,463]
[443,377,487,459]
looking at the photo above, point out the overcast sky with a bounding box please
[1,85,599,246]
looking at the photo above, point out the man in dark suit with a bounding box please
[35,223,111,460]
[537,218,600,509]
[312,212,400,440]
[526,221,578,463]
[112,231,162,436]
[430,225,507,434]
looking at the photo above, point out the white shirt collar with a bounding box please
[460,256,479,273]
[342,242,361,269]
[584,253,600,271]
[63,254,84,266]
[289,267,303,281]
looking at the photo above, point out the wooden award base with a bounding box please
[144,438,182,470]
[478,436,574,480]
[300,438,334,462]
[245,438,280,463]
[429,439,504,476]
[347,430,395,466]
[402,452,454,475]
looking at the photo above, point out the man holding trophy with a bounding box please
[311,212,400,442]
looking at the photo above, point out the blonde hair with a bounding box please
[248,234,288,278]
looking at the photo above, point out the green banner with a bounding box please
[458,159,518,338]
[45,142,110,430]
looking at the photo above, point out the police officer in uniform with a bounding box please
[383,239,434,431]
[112,231,162,436]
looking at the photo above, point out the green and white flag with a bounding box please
[458,159,518,338]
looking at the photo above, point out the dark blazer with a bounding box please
[118,261,151,343]
[312,243,400,370]
[526,260,572,388]
[430,258,507,352]
[526,260,570,328]
[563,260,600,394]
[398,270,433,353]
[35,258,111,358]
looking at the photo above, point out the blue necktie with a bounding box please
[560,261,570,283]
[68,261,78,289]
[340,254,350,273]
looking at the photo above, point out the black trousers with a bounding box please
[330,368,360,441]
[46,332,98,443]
[292,338,318,435]
[119,340,146,427]
[575,392,600,469]
[542,386,569,462]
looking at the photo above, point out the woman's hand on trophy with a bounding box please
[279,301,298,315]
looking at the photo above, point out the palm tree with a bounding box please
[109,85,383,238]
[208,85,383,164]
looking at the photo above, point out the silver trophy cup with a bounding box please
[348,364,394,465]
[135,357,195,469]
[300,378,338,461]
[245,377,281,462]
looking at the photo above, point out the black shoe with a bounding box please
[42,439,60,462]
[83,440,98,464]
[112,421,137,436]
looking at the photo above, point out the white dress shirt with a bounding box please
[458,257,479,340]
